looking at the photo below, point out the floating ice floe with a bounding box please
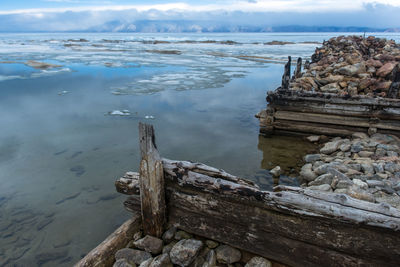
[145,115,155,119]
[58,90,69,95]
[108,110,131,116]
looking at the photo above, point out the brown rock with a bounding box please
[376,62,397,77]
[374,81,392,91]
[366,59,383,68]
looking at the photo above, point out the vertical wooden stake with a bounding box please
[138,123,165,237]
[281,56,291,90]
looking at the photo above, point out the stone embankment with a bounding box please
[112,227,278,267]
[290,35,400,97]
[300,132,400,209]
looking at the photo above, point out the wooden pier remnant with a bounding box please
[109,123,400,267]
[258,88,400,136]
[138,123,165,238]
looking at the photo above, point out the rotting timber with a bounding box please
[258,36,400,137]
[77,123,400,267]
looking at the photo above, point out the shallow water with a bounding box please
[1,32,400,266]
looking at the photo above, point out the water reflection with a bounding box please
[257,134,318,188]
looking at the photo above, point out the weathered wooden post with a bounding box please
[388,64,400,99]
[281,56,291,90]
[138,123,166,238]
[294,57,302,79]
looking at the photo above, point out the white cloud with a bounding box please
[1,0,400,15]
[0,0,399,31]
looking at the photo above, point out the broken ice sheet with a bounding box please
[110,67,247,95]
[58,90,69,95]
[107,110,131,116]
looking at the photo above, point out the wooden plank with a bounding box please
[75,213,141,267]
[163,167,400,229]
[167,190,395,267]
[274,186,400,218]
[272,119,360,136]
[161,160,400,266]
[138,123,166,237]
[274,110,400,131]
[268,90,400,107]
[115,172,140,195]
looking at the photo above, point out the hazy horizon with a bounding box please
[0,0,399,32]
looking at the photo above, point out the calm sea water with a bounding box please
[1,32,399,266]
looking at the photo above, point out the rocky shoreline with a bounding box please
[112,227,280,267]
[289,35,400,97]
[300,132,400,209]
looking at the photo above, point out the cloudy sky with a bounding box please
[0,0,399,31]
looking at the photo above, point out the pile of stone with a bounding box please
[289,35,400,97]
[113,227,278,267]
[300,132,400,209]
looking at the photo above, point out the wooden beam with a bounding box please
[138,123,166,238]
[162,159,400,267]
[115,172,140,195]
[75,213,141,267]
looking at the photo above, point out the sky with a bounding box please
[0,0,399,32]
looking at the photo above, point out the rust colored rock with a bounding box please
[366,59,383,68]
[376,62,397,77]
[374,81,392,90]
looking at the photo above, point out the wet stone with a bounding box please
[189,256,205,267]
[149,253,172,267]
[215,245,241,264]
[170,239,203,266]
[139,258,153,267]
[308,184,332,191]
[134,235,163,255]
[304,154,321,163]
[114,258,135,267]
[205,240,219,249]
[300,163,317,181]
[309,173,333,186]
[174,230,193,240]
[204,250,217,267]
[115,248,152,265]
[162,227,176,243]
[162,241,177,255]
[245,257,272,267]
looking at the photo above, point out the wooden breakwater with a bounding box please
[258,87,400,136]
[77,123,400,267]
[258,35,400,137]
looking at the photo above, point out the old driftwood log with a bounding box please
[138,123,165,238]
[75,213,141,267]
[114,124,400,267]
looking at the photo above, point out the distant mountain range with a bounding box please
[85,20,400,33]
